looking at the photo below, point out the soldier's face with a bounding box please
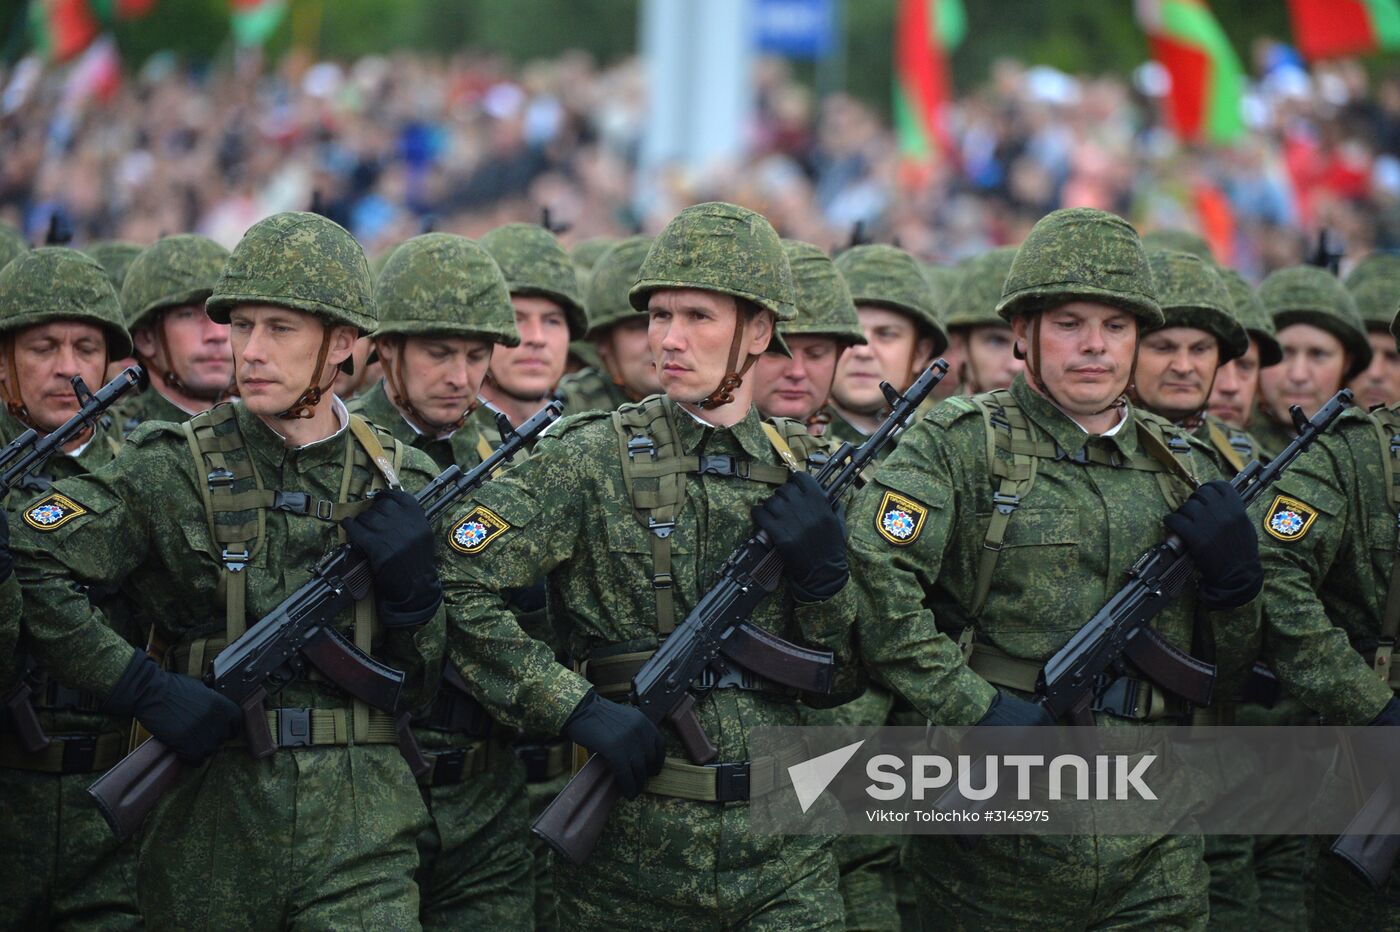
[0,321,107,433]
[134,303,233,398]
[488,295,569,401]
[379,335,493,427]
[333,337,375,399]
[1133,326,1221,421]
[752,335,843,421]
[1013,302,1137,416]
[1208,338,1262,428]
[1259,323,1348,420]
[228,305,356,416]
[961,324,1023,393]
[597,318,660,398]
[647,289,773,405]
[1350,329,1400,410]
[832,307,934,414]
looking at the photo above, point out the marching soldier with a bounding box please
[11,212,448,928]
[84,241,144,294]
[942,247,1024,395]
[1208,267,1283,439]
[1345,253,1400,411]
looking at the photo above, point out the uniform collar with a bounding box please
[664,395,775,460]
[1009,374,1141,460]
[234,396,350,466]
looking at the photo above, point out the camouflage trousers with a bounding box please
[554,791,844,930]
[1311,835,1400,931]
[908,833,1208,931]
[1205,834,1313,931]
[415,736,533,930]
[137,743,427,929]
[524,770,570,932]
[0,764,140,930]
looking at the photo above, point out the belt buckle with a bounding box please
[60,734,98,772]
[277,708,312,748]
[712,761,751,802]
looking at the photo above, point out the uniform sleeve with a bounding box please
[1253,436,1392,723]
[12,448,156,697]
[382,445,448,711]
[438,425,595,734]
[845,419,998,725]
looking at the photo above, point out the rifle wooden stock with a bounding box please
[87,738,183,841]
[3,681,50,753]
[532,754,621,865]
[667,694,716,765]
[1332,779,1400,891]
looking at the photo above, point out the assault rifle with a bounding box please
[936,390,1354,823]
[88,401,562,839]
[533,361,949,866]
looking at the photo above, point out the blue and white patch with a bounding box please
[876,490,928,546]
[1263,494,1317,543]
[448,505,511,555]
[23,492,87,531]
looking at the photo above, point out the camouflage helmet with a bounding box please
[207,212,376,333]
[629,201,797,324]
[1344,252,1400,332]
[0,247,133,359]
[570,235,619,297]
[121,235,231,333]
[920,262,960,316]
[1217,266,1283,367]
[1259,265,1372,380]
[374,233,520,347]
[997,208,1163,327]
[1141,229,1215,262]
[0,226,26,273]
[1145,250,1249,362]
[781,240,866,345]
[479,223,586,340]
[84,240,144,292]
[584,236,654,337]
[943,247,1017,330]
[834,244,948,355]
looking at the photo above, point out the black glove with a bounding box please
[562,689,665,798]
[976,691,1055,727]
[343,489,442,628]
[103,649,242,764]
[1163,479,1262,610]
[751,471,848,603]
[1371,697,1400,728]
[0,508,12,584]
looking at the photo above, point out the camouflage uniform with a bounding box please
[11,213,447,929]
[0,248,139,931]
[0,225,27,272]
[111,235,231,434]
[84,241,144,294]
[846,210,1259,930]
[349,232,533,930]
[441,203,849,930]
[558,236,654,417]
[1141,228,1215,261]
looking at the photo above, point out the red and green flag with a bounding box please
[1137,0,1245,145]
[231,0,288,48]
[1288,0,1400,60]
[29,0,101,63]
[894,0,966,170]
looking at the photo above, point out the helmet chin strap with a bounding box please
[697,312,756,409]
[139,314,226,404]
[267,325,336,421]
[382,339,473,434]
[1023,313,1136,418]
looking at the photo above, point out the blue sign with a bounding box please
[753,0,836,59]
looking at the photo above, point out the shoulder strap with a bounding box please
[1207,419,1249,474]
[1134,418,1199,509]
[348,414,401,489]
[1373,411,1400,682]
[970,389,1039,617]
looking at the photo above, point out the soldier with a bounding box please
[0,247,138,930]
[920,260,961,401]
[942,247,1023,395]
[332,335,377,400]
[1208,268,1283,438]
[845,208,1264,928]
[565,236,621,379]
[1345,253,1400,411]
[113,234,233,431]
[11,212,448,928]
[829,244,947,443]
[345,232,532,929]
[84,241,144,294]
[439,201,853,928]
[557,236,660,416]
[1255,266,1372,455]
[479,224,587,429]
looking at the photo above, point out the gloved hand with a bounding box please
[1371,697,1400,727]
[976,691,1055,727]
[343,489,442,627]
[1163,480,1262,610]
[562,689,665,798]
[0,508,12,584]
[104,649,242,764]
[752,471,848,603]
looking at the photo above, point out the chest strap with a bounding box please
[1373,412,1400,686]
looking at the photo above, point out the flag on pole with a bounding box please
[1288,0,1400,60]
[29,0,101,63]
[231,0,289,48]
[894,0,966,169]
[1137,0,1245,145]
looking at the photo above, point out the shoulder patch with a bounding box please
[876,489,929,545]
[23,492,88,531]
[448,504,512,555]
[1263,494,1319,542]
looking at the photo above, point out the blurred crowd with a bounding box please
[4,37,1400,278]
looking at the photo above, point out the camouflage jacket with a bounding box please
[436,395,856,758]
[10,400,446,712]
[1195,414,1264,476]
[556,366,634,418]
[845,375,1259,726]
[1249,404,1396,722]
[1248,409,1295,461]
[111,384,195,436]
[348,380,493,473]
